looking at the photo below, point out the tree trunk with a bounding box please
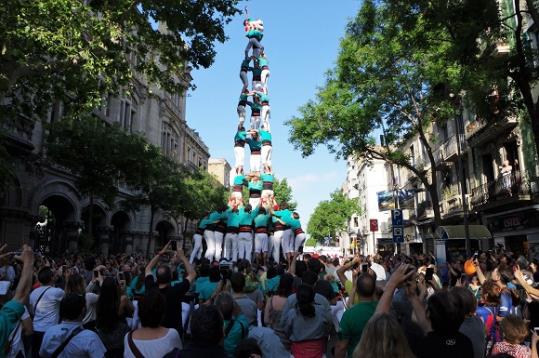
[146,206,154,257]
[182,217,189,250]
[88,194,94,239]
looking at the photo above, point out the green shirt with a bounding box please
[194,276,218,302]
[246,137,262,151]
[238,207,260,226]
[338,301,378,357]
[197,217,209,230]
[207,211,222,224]
[248,180,263,191]
[234,130,247,142]
[257,56,269,67]
[255,92,269,103]
[259,130,272,142]
[274,209,292,222]
[225,209,241,228]
[288,216,302,230]
[0,300,24,352]
[223,315,249,357]
[246,101,262,112]
[254,213,271,228]
[233,175,247,186]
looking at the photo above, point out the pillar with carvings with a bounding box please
[96,226,112,256]
[64,221,82,253]
[122,232,134,255]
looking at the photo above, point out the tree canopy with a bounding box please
[307,190,360,243]
[0,0,241,121]
[287,0,466,225]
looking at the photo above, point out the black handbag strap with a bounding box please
[51,326,84,358]
[31,287,51,318]
[127,331,145,358]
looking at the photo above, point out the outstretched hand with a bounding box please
[387,263,416,289]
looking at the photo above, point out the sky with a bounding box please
[186,0,362,226]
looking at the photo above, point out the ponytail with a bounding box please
[296,284,315,318]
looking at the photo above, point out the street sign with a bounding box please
[392,226,404,243]
[391,209,404,243]
[391,209,403,226]
[369,219,378,232]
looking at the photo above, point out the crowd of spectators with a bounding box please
[1,241,539,357]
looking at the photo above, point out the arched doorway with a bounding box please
[36,195,76,255]
[155,221,174,248]
[111,211,130,254]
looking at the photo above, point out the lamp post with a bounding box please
[451,93,471,257]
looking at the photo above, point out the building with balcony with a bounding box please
[0,61,211,256]
[208,158,231,188]
[342,154,391,256]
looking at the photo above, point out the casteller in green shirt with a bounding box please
[338,300,378,357]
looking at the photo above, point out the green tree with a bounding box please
[0,0,241,186]
[387,0,539,163]
[287,0,463,226]
[46,115,144,237]
[175,169,227,238]
[273,178,297,210]
[307,190,360,243]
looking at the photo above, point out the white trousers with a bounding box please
[237,232,253,262]
[250,153,261,173]
[234,146,245,170]
[268,234,274,258]
[282,229,294,254]
[261,69,270,92]
[254,233,268,253]
[224,232,238,262]
[261,145,272,168]
[294,232,306,252]
[271,230,284,263]
[249,197,261,208]
[190,233,203,263]
[261,105,270,131]
[214,231,224,261]
[250,115,260,130]
[237,105,246,127]
[240,71,248,88]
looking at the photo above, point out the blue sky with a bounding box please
[186,0,362,226]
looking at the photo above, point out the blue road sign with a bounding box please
[392,209,403,226]
[391,209,404,243]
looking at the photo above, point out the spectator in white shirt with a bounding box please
[123,289,182,358]
[30,267,64,357]
[39,293,106,358]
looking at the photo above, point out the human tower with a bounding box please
[189,14,306,267]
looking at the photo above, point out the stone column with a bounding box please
[96,226,112,256]
[64,221,82,253]
[123,232,134,255]
[0,209,33,249]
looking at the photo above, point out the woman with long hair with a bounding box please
[96,277,131,357]
[284,284,332,358]
[353,313,415,358]
[65,272,98,330]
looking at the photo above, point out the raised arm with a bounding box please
[337,257,359,287]
[145,241,170,276]
[13,245,35,303]
[375,263,416,315]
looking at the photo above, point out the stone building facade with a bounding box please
[0,72,210,255]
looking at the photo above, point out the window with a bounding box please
[353,217,359,228]
[410,145,415,166]
[161,122,179,158]
[105,95,113,117]
[49,102,63,124]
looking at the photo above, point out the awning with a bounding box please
[435,225,492,240]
